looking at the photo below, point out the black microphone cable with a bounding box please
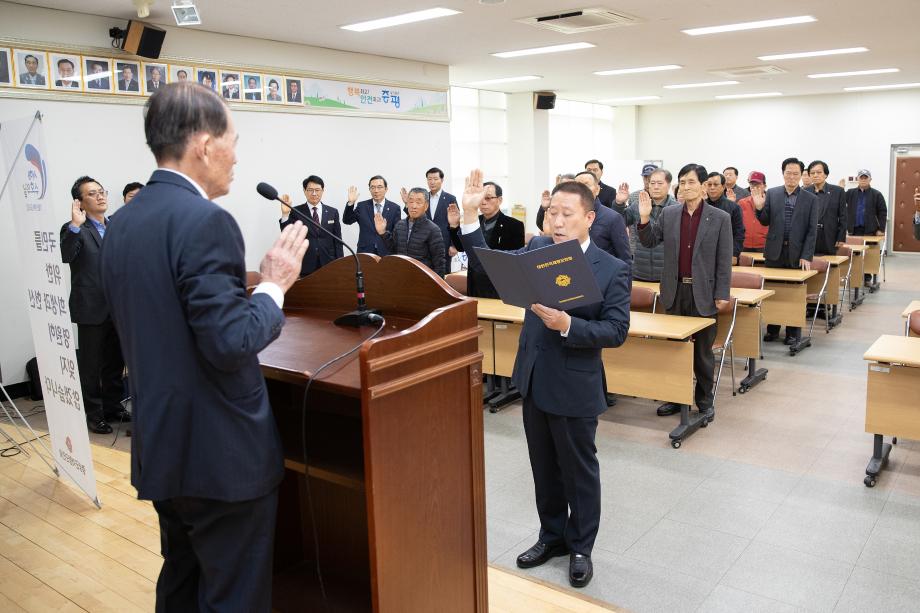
[298,313,385,610]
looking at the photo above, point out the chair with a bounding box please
[907,310,920,337]
[731,271,764,289]
[738,253,756,267]
[805,258,831,337]
[836,245,854,311]
[444,272,467,295]
[712,297,739,405]
[845,235,865,246]
[630,286,657,313]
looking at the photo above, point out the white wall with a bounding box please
[0,2,449,385]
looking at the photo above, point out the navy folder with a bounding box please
[473,240,602,310]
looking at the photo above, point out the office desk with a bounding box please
[628,282,774,392]
[858,235,884,292]
[743,250,866,311]
[813,254,849,328]
[732,266,817,355]
[902,301,920,337]
[862,335,920,486]
[842,245,867,308]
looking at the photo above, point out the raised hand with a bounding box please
[462,169,486,222]
[399,187,409,204]
[447,202,461,228]
[347,185,359,204]
[279,193,292,216]
[540,189,551,209]
[726,187,736,202]
[914,187,920,212]
[615,182,629,204]
[71,199,86,227]
[259,221,309,293]
[374,212,388,235]
[638,190,652,223]
[751,185,766,210]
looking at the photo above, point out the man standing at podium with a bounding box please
[455,170,631,588]
[101,82,308,612]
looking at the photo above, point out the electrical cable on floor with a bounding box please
[0,433,50,458]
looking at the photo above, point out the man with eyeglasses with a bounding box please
[60,176,128,434]
[279,175,343,276]
[344,175,401,255]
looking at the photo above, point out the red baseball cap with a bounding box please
[747,171,766,184]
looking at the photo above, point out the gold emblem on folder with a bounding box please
[555,274,571,287]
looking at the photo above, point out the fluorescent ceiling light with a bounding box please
[808,68,899,79]
[757,47,867,61]
[715,92,783,99]
[594,65,682,76]
[682,15,815,36]
[599,96,661,103]
[467,75,542,86]
[341,7,460,32]
[492,42,594,59]
[843,82,920,92]
[663,80,739,89]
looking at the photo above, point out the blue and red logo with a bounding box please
[23,144,47,200]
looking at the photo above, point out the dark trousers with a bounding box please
[77,318,125,423]
[522,396,600,556]
[153,488,278,612]
[667,283,718,408]
[765,243,802,339]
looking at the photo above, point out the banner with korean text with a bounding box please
[301,78,448,119]
[0,113,99,505]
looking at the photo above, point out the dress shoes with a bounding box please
[516,540,568,569]
[605,392,618,407]
[569,553,593,588]
[656,402,682,416]
[763,332,780,342]
[783,336,798,346]
[106,408,132,423]
[698,405,715,422]
[88,420,113,434]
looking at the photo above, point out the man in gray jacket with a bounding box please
[376,187,446,276]
[623,168,678,281]
[638,163,733,420]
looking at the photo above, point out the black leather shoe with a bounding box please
[516,541,568,569]
[698,405,715,422]
[763,332,779,342]
[88,420,113,434]
[657,402,681,416]
[569,553,593,588]
[783,336,797,346]
[605,392,618,407]
[106,409,132,423]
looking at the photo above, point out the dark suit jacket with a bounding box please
[382,215,446,276]
[118,78,139,91]
[424,191,457,267]
[536,198,632,266]
[146,79,163,92]
[60,220,110,325]
[245,92,262,101]
[461,231,631,418]
[638,203,733,317]
[756,186,818,263]
[598,181,617,211]
[707,196,745,258]
[280,202,344,276]
[343,198,400,255]
[55,79,79,88]
[88,77,110,90]
[100,169,285,502]
[449,211,525,297]
[805,183,847,254]
[846,187,887,235]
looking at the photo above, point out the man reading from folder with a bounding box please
[454,169,630,589]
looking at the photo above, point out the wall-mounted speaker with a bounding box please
[534,91,556,110]
[122,20,166,59]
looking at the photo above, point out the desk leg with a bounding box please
[864,433,896,487]
[739,358,768,393]
[850,287,865,310]
[668,404,712,449]
[488,377,521,413]
[483,375,500,403]
[827,304,843,329]
[867,274,880,293]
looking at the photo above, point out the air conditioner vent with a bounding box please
[710,65,788,78]
[517,7,641,34]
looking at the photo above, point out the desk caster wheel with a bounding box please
[864,476,876,488]
[671,439,682,449]
[700,420,709,428]
[893,437,898,445]
[738,386,748,394]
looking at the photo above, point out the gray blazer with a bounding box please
[637,203,733,317]
[755,186,818,263]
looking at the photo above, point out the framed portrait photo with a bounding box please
[49,52,83,91]
[196,68,217,92]
[170,64,194,84]
[219,70,241,101]
[143,62,168,95]
[114,60,141,94]
[285,77,302,105]
[263,74,284,104]
[241,73,262,102]
[0,48,12,87]
[83,56,113,93]
[13,49,49,89]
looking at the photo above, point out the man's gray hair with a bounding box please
[407,187,429,203]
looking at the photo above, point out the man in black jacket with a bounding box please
[448,181,524,297]
[377,187,445,276]
[805,160,846,256]
[705,172,745,264]
[279,175,343,276]
[60,176,127,434]
[585,159,617,212]
[846,169,887,237]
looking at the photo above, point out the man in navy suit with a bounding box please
[101,82,308,612]
[279,174,343,276]
[343,175,400,254]
[403,167,457,271]
[458,170,631,589]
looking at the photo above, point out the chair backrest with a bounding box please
[810,258,830,273]
[731,271,764,289]
[845,236,864,246]
[738,254,756,266]
[444,273,467,295]
[631,286,656,310]
[910,310,920,336]
[836,245,852,257]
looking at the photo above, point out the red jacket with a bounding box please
[738,196,768,249]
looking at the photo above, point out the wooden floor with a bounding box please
[0,423,620,612]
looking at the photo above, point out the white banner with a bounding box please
[301,78,449,119]
[0,113,99,505]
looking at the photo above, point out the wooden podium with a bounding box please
[257,254,487,612]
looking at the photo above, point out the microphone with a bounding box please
[257,182,382,327]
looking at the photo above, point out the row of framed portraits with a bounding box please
[0,47,309,105]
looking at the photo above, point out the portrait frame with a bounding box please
[241,73,262,102]
[170,64,194,84]
[114,60,142,95]
[142,61,168,95]
[82,55,113,93]
[219,70,241,101]
[285,77,302,105]
[13,48,49,89]
[196,68,217,92]
[263,74,284,104]
[0,47,12,87]
[49,52,83,92]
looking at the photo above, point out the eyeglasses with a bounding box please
[305,188,323,194]
[84,190,108,199]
